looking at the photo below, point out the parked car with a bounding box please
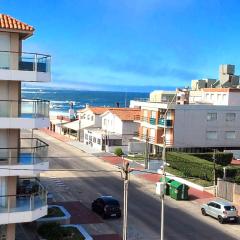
[91,196,121,219]
[201,199,238,224]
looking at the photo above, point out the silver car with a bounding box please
[201,199,238,224]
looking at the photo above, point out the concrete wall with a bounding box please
[128,141,145,153]
[174,105,240,148]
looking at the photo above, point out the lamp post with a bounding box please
[122,158,131,240]
[213,149,217,197]
[160,94,176,240]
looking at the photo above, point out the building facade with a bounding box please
[84,108,140,153]
[133,88,240,153]
[0,14,51,240]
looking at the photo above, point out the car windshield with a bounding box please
[224,206,236,211]
[106,200,119,206]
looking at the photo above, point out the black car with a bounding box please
[91,196,121,219]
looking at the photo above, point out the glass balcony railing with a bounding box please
[0,51,51,73]
[158,118,173,127]
[0,99,49,118]
[0,138,48,165]
[150,117,156,125]
[0,181,47,214]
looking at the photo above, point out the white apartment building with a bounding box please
[84,108,140,153]
[0,14,51,240]
[133,88,240,153]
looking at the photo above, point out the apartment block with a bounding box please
[191,64,240,90]
[0,14,51,240]
[132,88,240,153]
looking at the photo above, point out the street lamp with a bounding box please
[160,94,176,240]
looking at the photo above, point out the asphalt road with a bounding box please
[35,130,239,240]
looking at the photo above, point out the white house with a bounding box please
[84,108,140,153]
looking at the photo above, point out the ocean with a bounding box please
[22,87,149,116]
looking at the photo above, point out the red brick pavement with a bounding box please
[231,159,240,165]
[41,128,70,142]
[55,201,103,224]
[101,156,125,165]
[93,234,122,240]
[137,173,161,183]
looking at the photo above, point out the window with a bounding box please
[222,94,227,101]
[206,131,217,140]
[103,119,107,125]
[217,94,221,101]
[207,113,217,121]
[87,114,90,120]
[85,134,88,140]
[226,113,236,121]
[93,137,96,143]
[151,111,156,118]
[89,136,92,141]
[210,94,214,100]
[225,131,236,139]
[91,116,94,121]
[97,139,101,145]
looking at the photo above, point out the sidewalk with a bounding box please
[41,129,238,207]
[55,201,122,240]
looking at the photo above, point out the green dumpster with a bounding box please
[160,177,174,195]
[169,181,189,200]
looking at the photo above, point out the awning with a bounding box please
[62,120,80,131]
[50,119,68,125]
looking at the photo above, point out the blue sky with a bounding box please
[1,0,240,92]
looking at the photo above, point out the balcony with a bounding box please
[133,133,156,143]
[0,138,49,176]
[150,117,156,125]
[0,180,47,224]
[0,51,51,82]
[0,99,50,129]
[158,118,173,128]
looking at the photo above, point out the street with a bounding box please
[35,130,239,240]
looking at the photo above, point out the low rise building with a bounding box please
[84,108,140,153]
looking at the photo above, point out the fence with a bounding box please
[217,179,240,204]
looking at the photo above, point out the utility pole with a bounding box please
[145,129,149,169]
[161,119,166,240]
[213,149,217,197]
[77,118,81,141]
[122,161,131,240]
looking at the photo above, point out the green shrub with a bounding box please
[189,152,233,166]
[225,166,240,182]
[38,222,62,240]
[114,147,123,156]
[166,152,223,182]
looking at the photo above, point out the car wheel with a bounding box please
[218,216,224,224]
[201,209,207,216]
[102,212,107,219]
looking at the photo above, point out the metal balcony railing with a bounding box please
[158,118,173,127]
[150,117,156,125]
[0,51,51,73]
[0,181,47,213]
[0,138,48,165]
[0,99,50,118]
[140,116,148,122]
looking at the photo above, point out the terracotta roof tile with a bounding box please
[107,108,140,121]
[0,14,34,32]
